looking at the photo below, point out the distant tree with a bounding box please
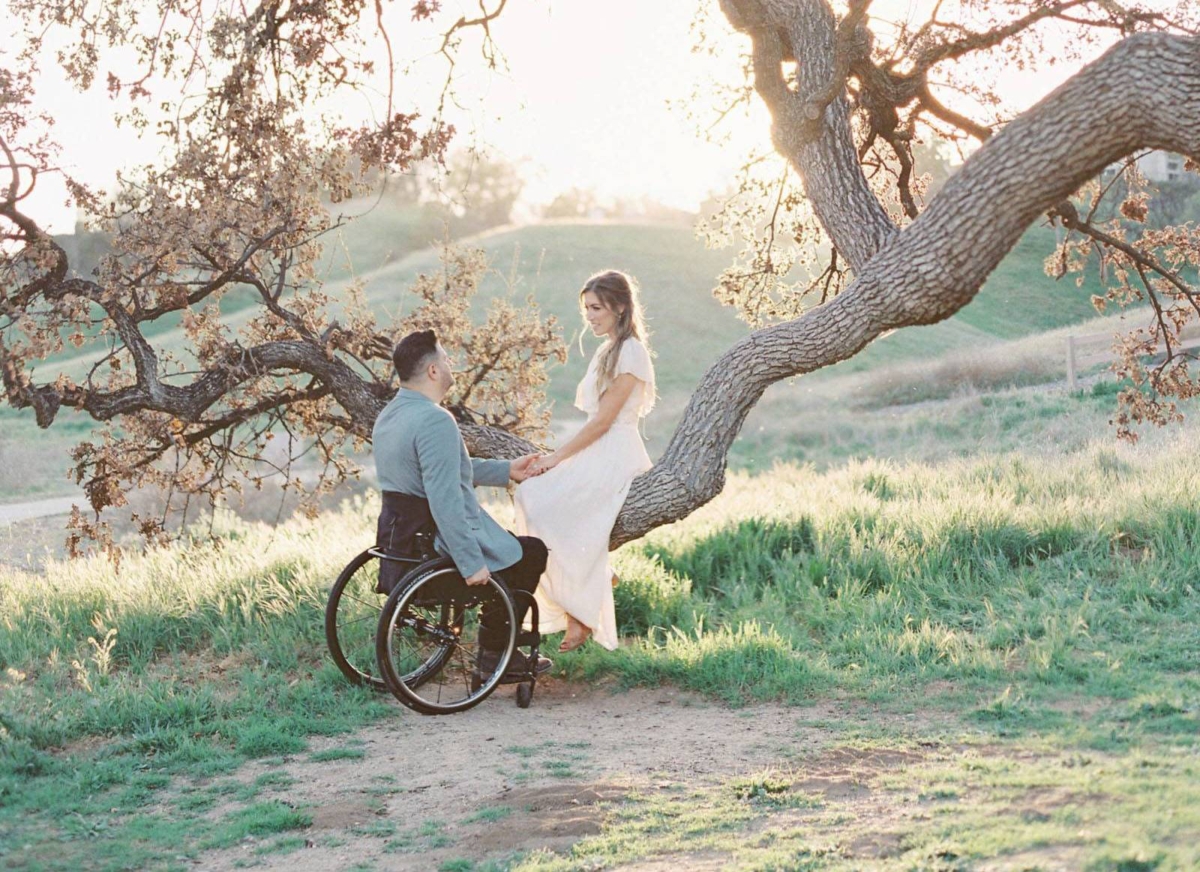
[2,0,1198,551]
[438,150,524,236]
[542,187,601,220]
[381,172,425,209]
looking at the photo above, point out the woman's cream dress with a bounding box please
[514,337,656,650]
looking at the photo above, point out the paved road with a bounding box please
[0,496,79,525]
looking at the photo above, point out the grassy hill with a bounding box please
[39,214,1110,398]
[353,221,748,408]
[3,215,1130,502]
[358,219,1131,467]
[360,220,1114,406]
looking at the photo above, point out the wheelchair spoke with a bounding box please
[377,568,518,713]
[326,549,389,690]
[443,643,470,702]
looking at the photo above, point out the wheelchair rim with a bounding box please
[377,567,516,714]
[325,549,388,691]
[327,551,454,692]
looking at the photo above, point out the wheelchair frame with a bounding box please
[326,542,542,713]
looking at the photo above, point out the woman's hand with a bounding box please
[530,454,561,477]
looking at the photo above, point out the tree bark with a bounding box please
[609,29,1200,547]
[720,0,898,271]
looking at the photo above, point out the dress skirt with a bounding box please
[514,420,652,650]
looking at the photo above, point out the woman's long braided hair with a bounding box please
[580,270,650,393]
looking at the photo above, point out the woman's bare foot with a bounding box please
[559,615,592,652]
[611,572,620,588]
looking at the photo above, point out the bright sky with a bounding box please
[10,0,1146,233]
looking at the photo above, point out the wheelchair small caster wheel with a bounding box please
[516,682,533,708]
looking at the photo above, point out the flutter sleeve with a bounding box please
[573,350,601,415]
[616,338,656,416]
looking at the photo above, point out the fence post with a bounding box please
[1066,335,1077,390]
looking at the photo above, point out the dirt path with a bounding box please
[198,680,877,871]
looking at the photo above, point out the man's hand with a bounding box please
[464,567,491,586]
[509,453,545,483]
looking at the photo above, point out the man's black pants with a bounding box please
[479,535,547,652]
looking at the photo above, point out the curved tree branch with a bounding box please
[916,82,993,142]
[610,30,1200,546]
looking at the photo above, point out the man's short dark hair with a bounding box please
[393,330,439,382]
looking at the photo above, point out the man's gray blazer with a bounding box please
[372,388,522,577]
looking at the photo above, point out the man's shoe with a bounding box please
[501,651,553,680]
[526,653,554,676]
[476,649,554,681]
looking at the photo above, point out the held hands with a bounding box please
[510,453,556,483]
[528,454,560,477]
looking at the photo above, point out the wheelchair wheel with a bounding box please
[325,549,390,690]
[326,549,454,691]
[516,682,533,709]
[376,562,516,715]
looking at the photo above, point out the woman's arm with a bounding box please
[535,373,640,473]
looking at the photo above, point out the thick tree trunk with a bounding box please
[721,0,898,271]
[608,28,1200,547]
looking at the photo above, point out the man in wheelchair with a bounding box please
[372,329,552,680]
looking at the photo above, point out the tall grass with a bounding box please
[0,498,410,866]
[3,432,1199,866]
[0,498,388,754]
[571,436,1200,724]
[5,437,1198,748]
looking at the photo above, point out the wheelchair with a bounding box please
[325,532,543,714]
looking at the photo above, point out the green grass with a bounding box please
[0,498,397,869]
[201,801,313,849]
[4,423,1199,867]
[463,805,513,824]
[498,741,594,784]
[511,745,1199,871]
[310,745,366,762]
[0,406,97,501]
[550,435,1200,736]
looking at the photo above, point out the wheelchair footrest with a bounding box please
[497,673,535,686]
